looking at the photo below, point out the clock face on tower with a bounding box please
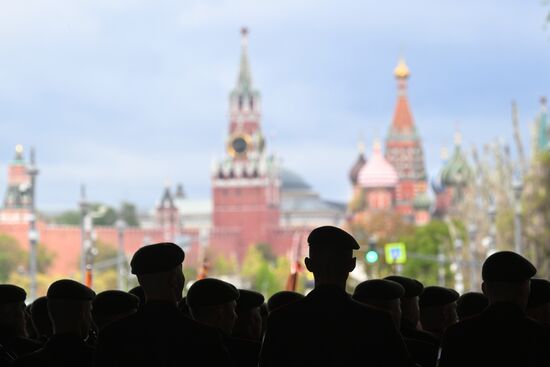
[228,134,252,157]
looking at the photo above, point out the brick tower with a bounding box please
[385,58,428,221]
[0,145,32,224]
[210,28,281,262]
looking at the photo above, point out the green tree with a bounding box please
[0,234,26,282]
[119,202,140,227]
[400,220,454,286]
[53,210,81,225]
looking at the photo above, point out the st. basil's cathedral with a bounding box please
[1,28,546,278]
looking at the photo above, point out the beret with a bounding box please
[267,291,304,313]
[482,251,536,282]
[236,289,264,313]
[92,290,139,316]
[528,279,550,308]
[130,242,185,275]
[353,279,405,302]
[457,292,489,319]
[419,286,459,309]
[30,296,48,316]
[128,286,145,305]
[385,276,424,297]
[307,226,359,250]
[186,278,239,308]
[47,279,95,301]
[0,284,26,304]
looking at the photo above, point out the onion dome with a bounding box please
[349,141,367,185]
[357,141,398,188]
[440,133,473,187]
[413,191,432,210]
[394,58,410,79]
[431,147,448,194]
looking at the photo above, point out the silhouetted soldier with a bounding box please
[233,289,264,342]
[178,296,190,316]
[187,278,260,367]
[92,291,139,332]
[260,226,413,367]
[353,279,438,367]
[527,278,550,325]
[419,286,459,341]
[439,251,550,366]
[95,242,231,367]
[267,291,304,313]
[14,279,96,367]
[456,292,488,321]
[385,275,439,348]
[0,285,41,359]
[29,297,52,343]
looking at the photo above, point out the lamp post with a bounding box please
[27,148,39,301]
[487,201,497,254]
[512,176,523,254]
[467,223,478,291]
[116,218,127,290]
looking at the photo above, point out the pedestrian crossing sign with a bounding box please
[384,242,407,264]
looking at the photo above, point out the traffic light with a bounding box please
[364,237,379,264]
[365,250,379,263]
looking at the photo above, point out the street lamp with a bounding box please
[116,218,127,290]
[512,176,523,254]
[26,147,39,301]
[467,223,478,291]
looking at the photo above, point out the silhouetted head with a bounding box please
[128,286,146,306]
[456,292,489,321]
[527,278,550,325]
[186,278,239,335]
[267,291,304,313]
[30,296,53,341]
[92,290,139,331]
[233,289,264,342]
[131,243,185,305]
[481,251,536,310]
[353,279,405,329]
[419,286,459,338]
[385,275,424,329]
[47,279,95,339]
[304,226,359,289]
[0,285,27,338]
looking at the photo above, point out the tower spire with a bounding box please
[236,27,252,94]
[389,57,414,133]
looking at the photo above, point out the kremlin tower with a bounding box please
[1,145,33,224]
[210,28,282,262]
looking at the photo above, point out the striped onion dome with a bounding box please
[357,141,399,188]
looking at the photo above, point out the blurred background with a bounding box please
[0,0,549,300]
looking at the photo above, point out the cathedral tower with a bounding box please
[385,58,428,220]
[211,28,280,262]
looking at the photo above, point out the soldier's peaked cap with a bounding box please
[385,275,424,297]
[419,286,459,308]
[236,289,264,312]
[130,242,185,275]
[0,284,26,304]
[307,226,359,250]
[528,279,550,308]
[482,251,536,282]
[47,279,95,301]
[92,290,139,315]
[186,278,239,308]
[353,279,405,301]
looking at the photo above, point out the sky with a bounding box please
[0,0,549,211]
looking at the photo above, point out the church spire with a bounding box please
[236,27,252,94]
[230,27,260,114]
[390,57,415,133]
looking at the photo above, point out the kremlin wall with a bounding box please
[2,28,547,278]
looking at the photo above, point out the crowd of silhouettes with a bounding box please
[0,225,550,366]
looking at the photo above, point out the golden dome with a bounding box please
[394,58,410,79]
[15,144,24,154]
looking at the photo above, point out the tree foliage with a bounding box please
[51,201,140,227]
